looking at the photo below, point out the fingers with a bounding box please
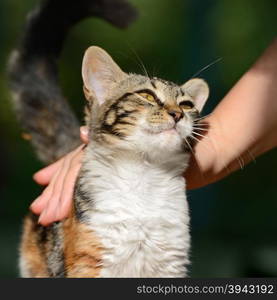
[30,164,63,215]
[55,153,83,221]
[39,146,84,226]
[38,153,72,225]
[30,145,84,226]
[33,158,63,186]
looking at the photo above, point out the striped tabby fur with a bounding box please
[9,0,209,277]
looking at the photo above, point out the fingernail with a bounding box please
[80,126,88,136]
[33,173,39,182]
[38,209,46,224]
[30,199,38,209]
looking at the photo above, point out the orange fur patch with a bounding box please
[20,215,49,277]
[63,215,103,278]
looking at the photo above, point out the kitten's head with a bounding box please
[82,46,209,158]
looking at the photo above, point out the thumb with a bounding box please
[80,126,89,144]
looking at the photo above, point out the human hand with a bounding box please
[30,126,89,226]
[186,38,277,189]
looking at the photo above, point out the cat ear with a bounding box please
[82,46,127,105]
[182,78,209,112]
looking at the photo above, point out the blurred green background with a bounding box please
[0,0,277,277]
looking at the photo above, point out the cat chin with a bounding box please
[126,129,184,159]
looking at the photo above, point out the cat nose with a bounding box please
[168,110,184,122]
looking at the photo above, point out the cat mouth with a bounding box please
[144,125,178,135]
[161,128,177,134]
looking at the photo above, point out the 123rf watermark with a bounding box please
[137,283,275,296]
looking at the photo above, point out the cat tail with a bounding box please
[8,0,138,164]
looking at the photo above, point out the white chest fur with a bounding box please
[79,146,191,277]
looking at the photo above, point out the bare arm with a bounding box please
[186,37,277,189]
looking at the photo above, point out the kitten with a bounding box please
[9,0,209,277]
[20,46,209,277]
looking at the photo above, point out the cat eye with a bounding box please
[179,100,194,110]
[138,92,156,102]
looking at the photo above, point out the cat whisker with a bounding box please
[193,122,209,126]
[191,131,213,147]
[184,137,192,149]
[188,135,201,144]
[192,127,209,132]
[127,46,150,80]
[191,57,222,78]
[237,155,245,170]
[151,64,162,79]
[193,120,211,125]
[246,149,256,164]
[231,146,257,171]
[193,126,210,130]
[184,137,203,173]
[192,131,206,139]
[194,113,212,122]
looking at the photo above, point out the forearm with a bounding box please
[186,38,277,189]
